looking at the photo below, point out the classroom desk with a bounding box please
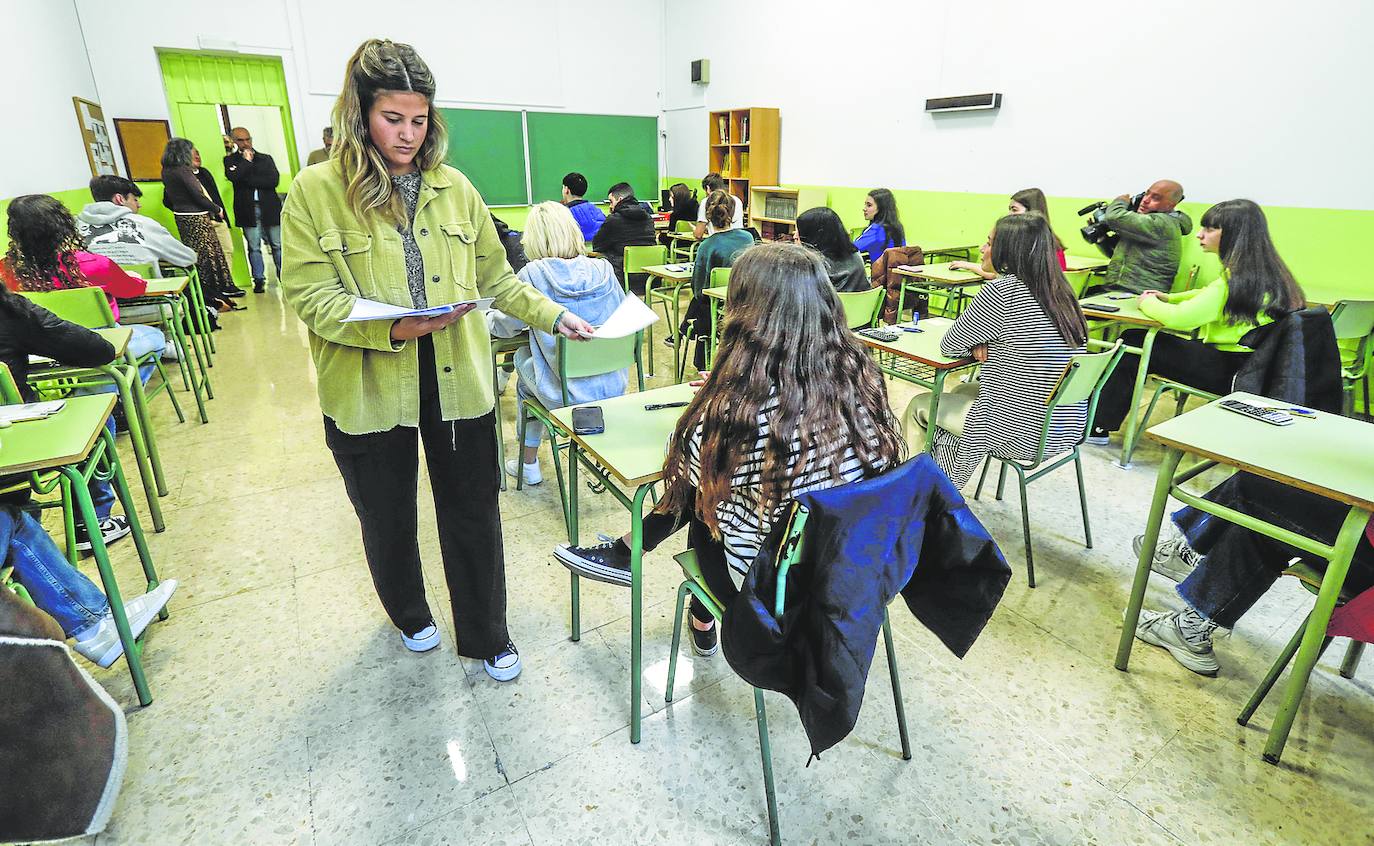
[642,264,694,380]
[1115,393,1374,764]
[852,317,978,451]
[1065,255,1110,273]
[663,231,697,263]
[893,262,984,321]
[1079,292,1166,467]
[123,276,212,424]
[922,244,979,263]
[27,326,167,533]
[0,394,167,706]
[550,382,696,744]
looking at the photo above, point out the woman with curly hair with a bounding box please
[555,242,904,655]
[161,137,241,311]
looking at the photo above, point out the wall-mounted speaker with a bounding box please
[925,93,1002,113]
[691,59,710,85]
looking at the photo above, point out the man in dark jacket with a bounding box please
[224,127,284,293]
[591,181,656,286]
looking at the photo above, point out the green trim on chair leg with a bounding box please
[1015,468,1035,588]
[753,687,782,846]
[1073,451,1092,549]
[1238,618,1320,726]
[882,611,913,761]
[1339,641,1364,679]
[665,581,691,703]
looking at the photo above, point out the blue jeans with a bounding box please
[514,351,546,449]
[242,204,282,282]
[2,506,108,638]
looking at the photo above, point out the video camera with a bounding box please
[1079,192,1144,247]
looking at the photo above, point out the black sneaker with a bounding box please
[690,621,718,657]
[662,335,677,347]
[222,287,246,298]
[484,641,522,681]
[75,515,132,553]
[554,541,631,587]
[253,279,265,293]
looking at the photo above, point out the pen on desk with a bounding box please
[644,401,691,411]
[899,325,924,333]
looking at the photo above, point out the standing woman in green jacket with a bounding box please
[1090,199,1304,441]
[281,39,593,680]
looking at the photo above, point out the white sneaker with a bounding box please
[73,579,178,669]
[1132,531,1202,583]
[484,641,522,681]
[504,458,542,486]
[402,621,441,653]
[1135,608,1219,676]
[494,367,511,395]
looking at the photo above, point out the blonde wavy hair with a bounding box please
[331,39,449,225]
[522,202,586,261]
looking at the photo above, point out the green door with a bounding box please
[174,103,249,285]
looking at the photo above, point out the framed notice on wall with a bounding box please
[113,119,172,181]
[73,96,118,178]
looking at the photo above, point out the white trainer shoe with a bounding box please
[73,579,178,668]
[1132,531,1202,583]
[1135,608,1219,676]
[504,459,542,486]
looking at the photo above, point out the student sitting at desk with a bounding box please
[950,187,1067,279]
[682,191,755,370]
[488,202,626,487]
[1088,199,1305,444]
[553,242,902,655]
[853,188,906,264]
[793,207,867,292]
[666,182,699,233]
[904,212,1089,489]
[692,173,743,239]
[591,182,657,286]
[561,172,606,242]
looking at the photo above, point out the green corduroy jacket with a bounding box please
[281,162,564,434]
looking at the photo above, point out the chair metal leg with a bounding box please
[753,688,782,846]
[666,582,691,702]
[152,358,186,424]
[1238,616,1330,726]
[1340,640,1364,680]
[882,611,912,760]
[567,443,581,642]
[995,461,1009,501]
[1016,469,1035,588]
[973,455,992,500]
[515,403,528,492]
[492,350,506,492]
[1074,452,1092,549]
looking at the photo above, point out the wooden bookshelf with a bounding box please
[748,185,828,241]
[708,107,778,217]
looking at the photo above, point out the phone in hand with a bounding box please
[571,405,605,435]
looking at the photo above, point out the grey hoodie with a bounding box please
[76,202,197,269]
[487,255,628,407]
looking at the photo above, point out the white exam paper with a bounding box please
[588,295,659,339]
[341,297,495,323]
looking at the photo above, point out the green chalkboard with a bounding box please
[526,112,659,205]
[440,108,527,206]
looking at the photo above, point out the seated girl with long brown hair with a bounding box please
[554,242,904,655]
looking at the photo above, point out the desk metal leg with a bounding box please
[628,483,651,745]
[567,441,581,642]
[174,296,213,401]
[645,280,658,378]
[708,297,721,369]
[122,351,167,498]
[165,299,210,423]
[1115,446,1184,670]
[1119,327,1159,467]
[923,369,950,453]
[104,363,164,533]
[1263,506,1371,763]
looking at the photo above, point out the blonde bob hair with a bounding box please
[332,39,449,225]
[521,201,587,261]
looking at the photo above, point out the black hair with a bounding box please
[161,137,195,168]
[1200,199,1305,324]
[867,188,905,248]
[795,207,858,261]
[990,212,1087,345]
[607,182,635,201]
[702,172,726,192]
[1009,187,1064,252]
[90,175,142,203]
[563,172,588,197]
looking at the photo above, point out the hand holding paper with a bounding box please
[341,296,494,323]
[585,295,660,339]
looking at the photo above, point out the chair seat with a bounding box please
[1281,562,1357,605]
[673,549,725,618]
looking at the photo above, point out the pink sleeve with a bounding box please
[76,252,148,298]
[1056,249,1067,271]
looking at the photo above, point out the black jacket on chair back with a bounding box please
[1235,306,1342,412]
[722,454,1011,758]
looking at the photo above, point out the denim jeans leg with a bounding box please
[3,506,109,638]
[266,224,283,278]
[243,204,265,282]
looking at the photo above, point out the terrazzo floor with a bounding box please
[56,283,1374,845]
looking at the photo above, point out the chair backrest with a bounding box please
[1330,300,1374,341]
[623,245,667,276]
[1171,236,1220,294]
[674,219,695,233]
[1028,340,1125,464]
[119,261,159,279]
[836,288,883,329]
[556,331,644,407]
[18,288,116,330]
[710,266,731,289]
[0,362,22,404]
[1063,269,1092,298]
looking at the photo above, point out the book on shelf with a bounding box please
[717,115,728,144]
[741,115,749,143]
[764,195,797,221]
[739,152,749,179]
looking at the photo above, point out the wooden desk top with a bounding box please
[1065,255,1110,272]
[853,317,976,370]
[704,285,727,302]
[892,262,983,286]
[0,394,117,476]
[1079,293,1162,327]
[1147,392,1374,511]
[550,383,696,488]
[140,277,189,296]
[643,264,693,282]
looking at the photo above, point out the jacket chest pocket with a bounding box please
[318,229,374,295]
[439,221,478,294]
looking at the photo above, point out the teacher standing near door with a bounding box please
[281,38,593,681]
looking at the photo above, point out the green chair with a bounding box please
[1064,269,1093,298]
[1,565,35,607]
[669,220,697,263]
[973,340,1125,587]
[622,245,667,292]
[516,333,646,538]
[665,503,912,846]
[1170,237,1217,294]
[1331,300,1374,416]
[837,288,883,329]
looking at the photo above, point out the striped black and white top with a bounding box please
[684,397,883,576]
[935,275,1087,488]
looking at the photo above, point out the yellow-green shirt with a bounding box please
[281,161,564,434]
[1137,275,1271,351]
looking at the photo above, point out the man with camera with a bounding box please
[1083,179,1191,295]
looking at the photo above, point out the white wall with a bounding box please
[0,0,102,196]
[73,0,664,175]
[661,0,1374,210]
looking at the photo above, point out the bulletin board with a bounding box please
[72,97,118,178]
[113,119,172,181]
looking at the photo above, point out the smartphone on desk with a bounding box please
[1106,293,1135,300]
[571,405,605,435]
[1089,304,1121,312]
